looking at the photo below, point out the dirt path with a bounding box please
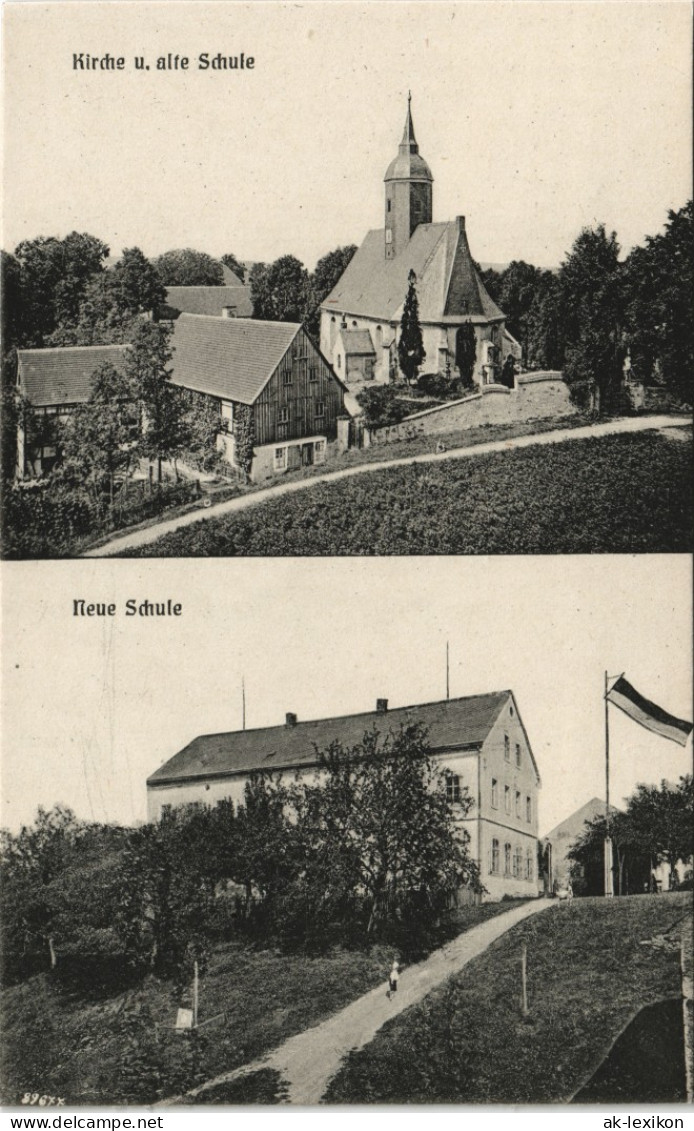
[84,414,690,557]
[170,898,552,1106]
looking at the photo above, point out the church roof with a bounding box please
[169,314,300,405]
[17,345,128,407]
[148,690,513,786]
[322,218,504,325]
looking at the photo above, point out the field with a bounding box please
[0,904,512,1107]
[325,893,691,1104]
[123,430,692,556]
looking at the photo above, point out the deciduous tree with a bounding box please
[125,322,187,482]
[152,248,224,287]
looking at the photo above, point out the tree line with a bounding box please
[0,724,481,993]
[480,202,693,411]
[567,775,693,896]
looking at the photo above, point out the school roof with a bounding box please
[17,345,128,407]
[163,285,253,319]
[168,314,302,404]
[321,218,504,326]
[147,690,528,787]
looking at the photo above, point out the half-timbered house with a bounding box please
[15,315,347,482]
[169,313,347,479]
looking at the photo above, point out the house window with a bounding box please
[491,778,498,808]
[491,838,500,874]
[283,366,293,385]
[161,804,172,817]
[515,743,521,768]
[220,400,234,432]
[387,199,392,213]
[504,735,510,762]
[513,847,523,878]
[504,785,511,814]
[526,796,532,823]
[274,447,287,471]
[309,363,318,383]
[526,850,534,881]
[446,773,461,804]
[315,400,325,419]
[515,790,521,818]
[336,355,341,368]
[504,843,512,876]
[278,406,290,425]
[314,440,326,465]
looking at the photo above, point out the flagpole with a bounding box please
[604,670,614,898]
[446,642,450,701]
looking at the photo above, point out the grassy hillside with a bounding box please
[122,430,692,556]
[0,903,512,1106]
[325,893,691,1104]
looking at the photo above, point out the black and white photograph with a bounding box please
[1,0,692,1120]
[1,1,691,559]
[1,557,692,1107]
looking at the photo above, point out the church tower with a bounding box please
[384,94,433,260]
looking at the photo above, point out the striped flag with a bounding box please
[606,676,693,747]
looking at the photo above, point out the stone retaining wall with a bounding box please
[369,372,578,444]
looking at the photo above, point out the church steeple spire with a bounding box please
[384,94,433,259]
[400,90,418,150]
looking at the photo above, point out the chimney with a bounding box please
[376,698,388,714]
[285,712,298,727]
[221,305,237,319]
[456,215,466,233]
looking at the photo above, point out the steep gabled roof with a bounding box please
[17,345,128,407]
[340,329,376,356]
[163,285,253,319]
[544,797,622,842]
[169,314,301,404]
[221,265,244,286]
[321,219,504,325]
[147,691,512,787]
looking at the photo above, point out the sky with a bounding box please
[2,555,692,836]
[2,1,692,270]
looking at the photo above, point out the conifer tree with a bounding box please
[397,270,425,384]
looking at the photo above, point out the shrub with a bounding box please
[356,385,412,429]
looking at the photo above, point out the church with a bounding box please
[319,97,517,388]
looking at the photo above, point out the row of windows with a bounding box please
[503,734,522,767]
[274,440,326,471]
[490,839,534,880]
[277,402,325,425]
[491,780,532,822]
[283,361,319,384]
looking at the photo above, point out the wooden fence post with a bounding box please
[521,943,529,1017]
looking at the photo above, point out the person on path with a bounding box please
[387,958,400,999]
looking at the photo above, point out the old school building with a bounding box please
[147,689,541,901]
[15,313,347,482]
